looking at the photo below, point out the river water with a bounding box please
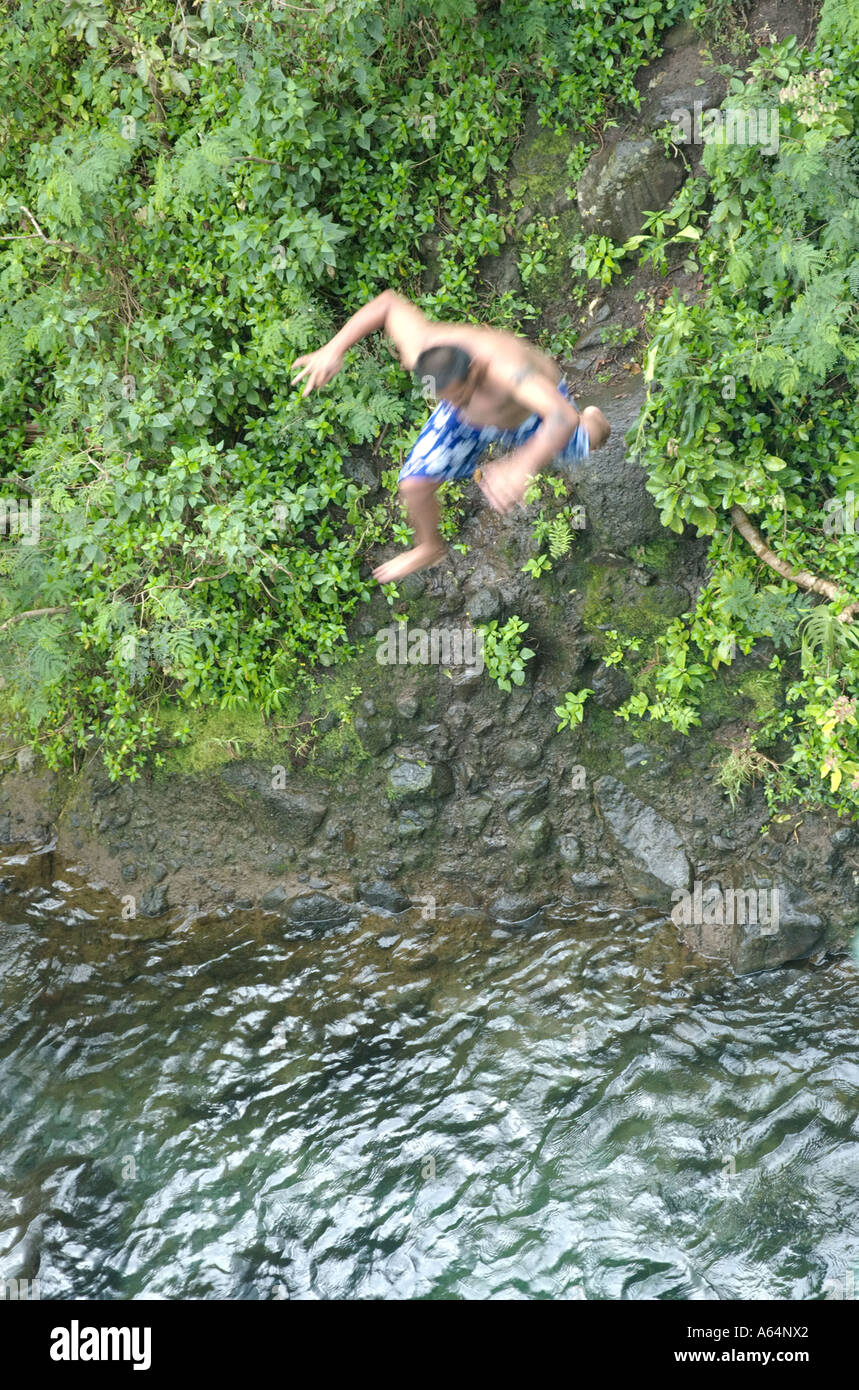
[1,844,857,1301]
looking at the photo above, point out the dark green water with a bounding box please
[1,845,857,1300]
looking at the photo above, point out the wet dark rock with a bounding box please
[503,779,550,825]
[396,810,427,839]
[220,765,328,842]
[462,798,493,834]
[445,702,471,734]
[466,587,501,623]
[269,788,329,839]
[448,665,483,699]
[341,451,379,493]
[558,834,583,867]
[569,380,663,549]
[488,891,546,924]
[576,321,618,351]
[514,813,551,861]
[354,716,395,756]
[677,876,826,974]
[285,893,351,926]
[0,815,11,843]
[636,22,728,135]
[596,775,691,900]
[591,663,633,710]
[388,758,453,801]
[360,880,412,913]
[503,738,543,771]
[570,871,609,890]
[578,138,684,243]
[121,863,137,883]
[828,826,855,868]
[399,572,425,599]
[139,884,169,918]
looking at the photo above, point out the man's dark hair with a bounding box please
[413,344,472,392]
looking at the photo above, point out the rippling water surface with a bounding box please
[1,845,857,1300]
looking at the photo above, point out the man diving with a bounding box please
[291,290,611,584]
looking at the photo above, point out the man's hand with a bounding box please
[291,344,344,397]
[477,453,535,515]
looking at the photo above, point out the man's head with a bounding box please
[414,344,474,407]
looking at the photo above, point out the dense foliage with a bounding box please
[0,0,686,777]
[624,1,859,815]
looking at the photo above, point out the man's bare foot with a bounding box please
[373,542,446,585]
[582,405,611,449]
[478,459,533,515]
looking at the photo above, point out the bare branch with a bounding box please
[0,606,70,634]
[730,504,859,624]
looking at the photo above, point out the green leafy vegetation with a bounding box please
[0,0,686,777]
[621,16,859,814]
[478,615,535,692]
[554,687,592,731]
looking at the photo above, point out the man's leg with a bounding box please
[372,477,446,584]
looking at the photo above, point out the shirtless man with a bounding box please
[291,290,611,584]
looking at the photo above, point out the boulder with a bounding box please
[488,891,546,924]
[577,138,684,243]
[503,738,543,771]
[139,883,169,918]
[568,379,663,549]
[671,876,826,974]
[596,775,691,900]
[590,662,633,711]
[220,764,328,843]
[502,778,550,825]
[266,788,328,841]
[285,893,352,926]
[558,834,583,867]
[462,798,493,834]
[360,880,412,913]
[396,810,427,839]
[514,813,551,862]
[387,758,453,802]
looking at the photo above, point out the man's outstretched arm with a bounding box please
[291,290,428,396]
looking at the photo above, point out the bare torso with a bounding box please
[392,316,563,428]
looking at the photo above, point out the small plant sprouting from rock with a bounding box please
[555,689,593,732]
[478,617,535,692]
[714,742,779,809]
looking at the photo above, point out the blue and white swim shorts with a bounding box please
[398,378,590,484]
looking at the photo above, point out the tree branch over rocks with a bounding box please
[730,504,859,624]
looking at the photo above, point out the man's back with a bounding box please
[385,293,561,428]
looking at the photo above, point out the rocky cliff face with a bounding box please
[2,466,855,972]
[1,0,853,973]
